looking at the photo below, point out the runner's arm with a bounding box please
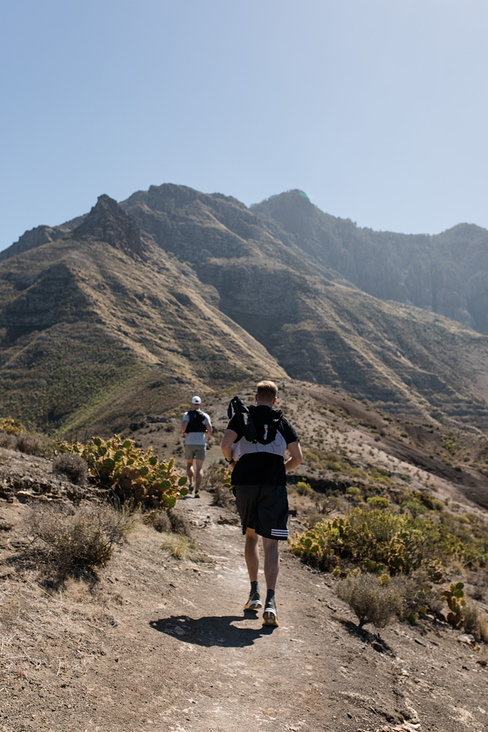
[284,441,303,472]
[180,419,189,436]
[205,420,213,436]
[221,429,238,464]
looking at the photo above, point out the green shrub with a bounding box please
[296,480,313,496]
[289,506,467,576]
[336,572,401,628]
[0,418,23,436]
[366,496,390,509]
[346,486,363,502]
[411,490,444,512]
[440,582,466,628]
[402,500,428,517]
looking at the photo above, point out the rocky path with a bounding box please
[1,488,487,732]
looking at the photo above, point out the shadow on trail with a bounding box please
[338,619,395,656]
[150,614,275,647]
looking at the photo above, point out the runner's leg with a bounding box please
[244,527,260,582]
[262,537,279,592]
[186,459,194,486]
[195,459,204,491]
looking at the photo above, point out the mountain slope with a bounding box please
[0,195,285,433]
[2,185,488,434]
[121,184,488,429]
[251,190,488,332]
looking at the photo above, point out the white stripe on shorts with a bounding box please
[271,529,289,538]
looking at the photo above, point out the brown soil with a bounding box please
[1,448,487,732]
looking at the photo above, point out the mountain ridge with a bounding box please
[1,185,488,437]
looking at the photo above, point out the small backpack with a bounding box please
[185,409,207,433]
[227,396,282,445]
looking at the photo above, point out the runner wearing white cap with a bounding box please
[181,396,212,497]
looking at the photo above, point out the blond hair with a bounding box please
[256,380,278,402]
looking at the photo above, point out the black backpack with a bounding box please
[185,409,207,433]
[227,396,282,445]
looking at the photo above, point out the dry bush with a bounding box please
[0,432,16,449]
[167,507,193,538]
[461,604,488,642]
[27,501,136,571]
[142,509,172,533]
[391,570,443,622]
[336,572,401,628]
[15,433,44,456]
[479,613,488,644]
[52,453,88,486]
[203,463,235,510]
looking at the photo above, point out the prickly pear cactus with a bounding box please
[440,581,466,628]
[58,435,188,508]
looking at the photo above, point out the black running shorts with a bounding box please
[233,484,289,540]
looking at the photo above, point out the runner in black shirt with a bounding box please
[221,380,302,627]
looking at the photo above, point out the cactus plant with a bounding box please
[440,581,466,628]
[58,435,188,509]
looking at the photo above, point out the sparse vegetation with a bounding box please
[52,453,88,486]
[203,463,234,510]
[336,572,401,628]
[0,419,52,457]
[160,533,194,560]
[27,501,136,571]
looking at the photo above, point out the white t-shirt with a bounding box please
[183,410,211,445]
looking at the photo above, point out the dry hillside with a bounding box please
[1,383,488,731]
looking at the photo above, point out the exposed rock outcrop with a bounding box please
[74,194,144,258]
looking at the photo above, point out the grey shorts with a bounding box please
[185,444,206,461]
[233,484,289,540]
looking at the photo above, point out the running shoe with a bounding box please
[262,597,279,627]
[194,490,200,498]
[244,590,262,612]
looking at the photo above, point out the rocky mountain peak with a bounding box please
[250,189,323,239]
[73,194,144,258]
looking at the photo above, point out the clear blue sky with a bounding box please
[2,0,488,251]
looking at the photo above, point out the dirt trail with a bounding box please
[1,488,487,732]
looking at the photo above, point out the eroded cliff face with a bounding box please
[120,184,488,427]
[252,191,488,334]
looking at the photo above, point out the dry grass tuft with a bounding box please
[160,533,194,560]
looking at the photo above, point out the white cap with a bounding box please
[192,395,202,405]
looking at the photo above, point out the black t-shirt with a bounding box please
[227,405,299,486]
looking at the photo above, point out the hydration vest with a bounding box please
[185,409,207,433]
[226,397,283,444]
